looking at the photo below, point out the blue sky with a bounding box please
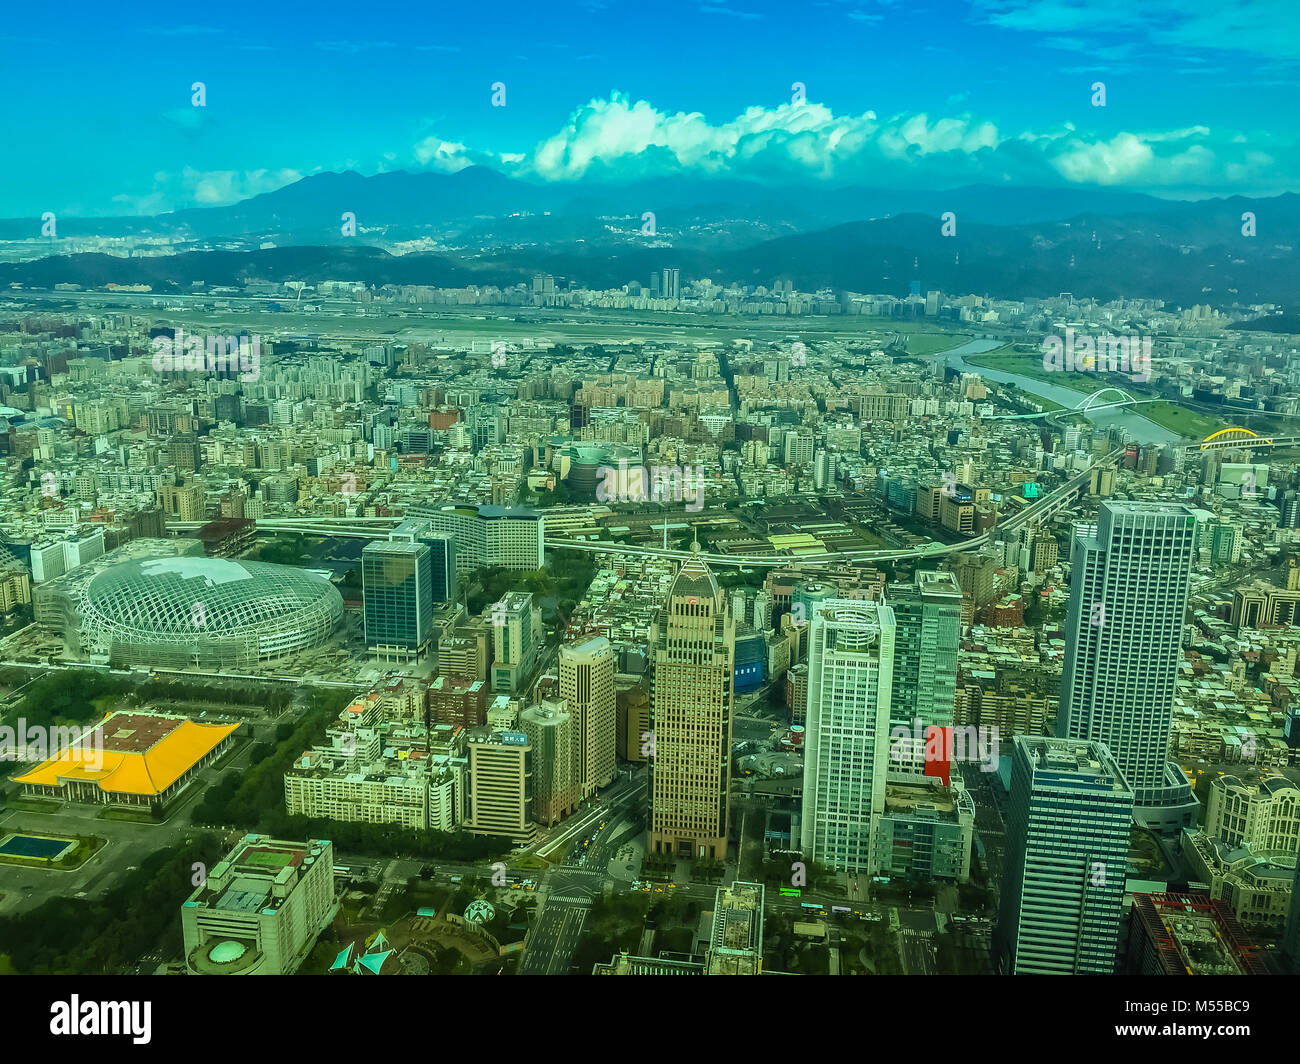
[2,0,1297,216]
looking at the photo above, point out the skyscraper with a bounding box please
[997,736,1134,974]
[1057,501,1198,832]
[888,570,962,733]
[520,699,578,826]
[662,266,680,299]
[560,635,617,797]
[362,539,432,661]
[490,591,541,695]
[649,552,734,860]
[800,598,896,874]
[425,533,458,604]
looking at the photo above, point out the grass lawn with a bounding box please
[906,333,971,356]
[4,797,62,813]
[97,807,159,824]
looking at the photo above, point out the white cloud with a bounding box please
[413,136,476,171]
[112,167,305,213]
[421,91,1296,194]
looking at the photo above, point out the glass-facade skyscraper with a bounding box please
[997,735,1134,974]
[800,598,896,874]
[1057,501,1198,832]
[362,539,433,660]
[425,533,458,603]
[887,571,962,774]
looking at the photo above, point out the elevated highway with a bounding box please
[166,449,1121,570]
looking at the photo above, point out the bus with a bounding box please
[779,887,801,898]
[801,901,821,910]
[333,866,351,877]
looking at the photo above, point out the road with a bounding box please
[163,447,1121,571]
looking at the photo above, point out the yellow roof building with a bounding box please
[15,712,239,797]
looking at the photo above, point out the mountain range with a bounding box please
[1,168,1296,307]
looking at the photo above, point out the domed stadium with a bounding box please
[78,556,343,670]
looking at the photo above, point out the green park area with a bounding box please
[965,348,1227,439]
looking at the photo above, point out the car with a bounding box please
[640,885,651,892]
[654,887,664,893]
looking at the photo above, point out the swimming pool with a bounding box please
[0,833,77,860]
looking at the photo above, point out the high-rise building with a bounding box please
[520,699,578,826]
[800,599,896,874]
[649,552,735,860]
[1057,501,1198,832]
[662,267,680,300]
[181,834,337,975]
[887,571,962,767]
[464,729,536,845]
[997,736,1134,975]
[362,539,433,661]
[560,635,617,797]
[490,592,542,695]
[1127,891,1269,975]
[425,533,458,603]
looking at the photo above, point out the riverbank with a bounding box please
[963,348,1226,439]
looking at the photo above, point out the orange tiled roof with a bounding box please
[14,715,239,796]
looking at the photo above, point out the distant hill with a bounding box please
[0,170,1295,307]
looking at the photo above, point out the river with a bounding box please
[944,338,1182,445]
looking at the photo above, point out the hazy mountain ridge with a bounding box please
[0,169,1295,307]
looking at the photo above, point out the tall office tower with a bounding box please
[362,539,433,661]
[800,599,896,874]
[490,591,541,695]
[649,552,735,860]
[560,635,617,796]
[424,533,458,603]
[520,699,578,826]
[464,729,536,845]
[887,572,962,773]
[997,736,1134,974]
[662,267,680,300]
[1058,501,1198,832]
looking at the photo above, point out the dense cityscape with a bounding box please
[0,0,1296,1038]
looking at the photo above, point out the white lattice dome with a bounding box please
[78,556,343,669]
